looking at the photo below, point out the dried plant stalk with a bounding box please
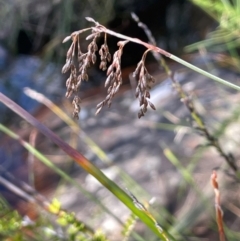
[130,12,238,173]
[211,171,226,241]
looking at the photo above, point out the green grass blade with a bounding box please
[170,55,240,91]
[0,123,123,224]
[0,92,173,240]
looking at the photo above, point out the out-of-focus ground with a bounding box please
[1,55,240,240]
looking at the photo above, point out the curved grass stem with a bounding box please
[0,92,173,241]
[94,22,240,92]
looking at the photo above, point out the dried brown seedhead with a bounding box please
[62,26,101,118]
[99,34,111,71]
[62,17,156,119]
[133,50,156,118]
[96,40,128,115]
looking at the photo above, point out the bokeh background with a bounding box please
[1,0,240,240]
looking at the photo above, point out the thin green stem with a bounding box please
[170,55,240,91]
[94,23,240,92]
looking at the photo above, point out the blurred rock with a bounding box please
[0,47,64,123]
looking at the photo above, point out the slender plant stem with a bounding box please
[95,24,240,91]
[170,55,240,91]
[130,13,239,174]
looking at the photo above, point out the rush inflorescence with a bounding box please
[62,17,156,119]
[133,50,156,118]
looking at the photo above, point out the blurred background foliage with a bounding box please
[0,0,115,61]
[187,0,240,71]
[0,0,213,61]
[188,0,240,52]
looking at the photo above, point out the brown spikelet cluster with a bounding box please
[62,28,100,118]
[96,40,128,115]
[133,51,156,118]
[62,17,157,119]
[99,34,111,71]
